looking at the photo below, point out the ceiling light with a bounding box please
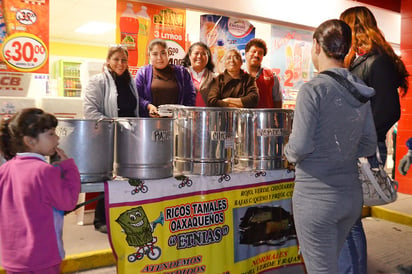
[75,21,116,35]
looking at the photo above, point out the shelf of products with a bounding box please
[56,60,82,97]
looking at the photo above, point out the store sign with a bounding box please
[106,170,304,273]
[15,9,37,25]
[270,26,314,110]
[2,33,47,71]
[200,15,255,74]
[1,0,49,74]
[0,71,31,96]
[117,1,186,72]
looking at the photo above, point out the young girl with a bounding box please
[0,108,81,274]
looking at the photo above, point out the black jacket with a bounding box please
[350,52,401,142]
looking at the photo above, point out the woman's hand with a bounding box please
[148,104,159,117]
[222,97,243,108]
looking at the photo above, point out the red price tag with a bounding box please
[1,33,48,72]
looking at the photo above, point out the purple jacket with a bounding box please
[135,64,196,117]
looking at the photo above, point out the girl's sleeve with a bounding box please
[43,159,81,211]
[284,84,318,163]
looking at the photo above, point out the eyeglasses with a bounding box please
[226,55,241,61]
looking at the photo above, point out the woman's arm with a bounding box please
[207,75,228,107]
[83,74,108,119]
[357,103,378,158]
[135,66,151,117]
[239,76,259,108]
[181,68,196,106]
[284,83,318,163]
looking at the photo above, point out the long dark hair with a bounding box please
[182,42,215,71]
[313,19,352,62]
[340,6,409,96]
[0,108,57,160]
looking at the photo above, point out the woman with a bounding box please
[182,42,216,106]
[207,48,259,108]
[284,19,377,274]
[135,38,196,117]
[83,45,139,234]
[339,6,409,273]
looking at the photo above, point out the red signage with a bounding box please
[0,0,49,74]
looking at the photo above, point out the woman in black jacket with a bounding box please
[339,6,409,274]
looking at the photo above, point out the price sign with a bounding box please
[1,33,48,72]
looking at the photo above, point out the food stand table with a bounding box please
[101,169,304,274]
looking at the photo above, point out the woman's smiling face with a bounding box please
[189,45,209,72]
[149,44,169,70]
[224,50,242,73]
[107,50,128,76]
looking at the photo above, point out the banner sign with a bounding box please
[106,170,304,274]
[200,14,255,74]
[0,0,49,74]
[270,25,314,110]
[117,0,186,75]
[0,71,30,95]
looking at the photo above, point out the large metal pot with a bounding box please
[115,118,174,179]
[173,106,236,175]
[56,119,115,182]
[235,109,294,170]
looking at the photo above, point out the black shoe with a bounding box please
[95,224,107,234]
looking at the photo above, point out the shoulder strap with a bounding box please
[320,70,369,103]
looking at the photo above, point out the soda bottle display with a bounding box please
[136,5,151,67]
[119,3,139,67]
[216,39,226,73]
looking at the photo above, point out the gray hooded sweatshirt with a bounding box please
[285,68,377,181]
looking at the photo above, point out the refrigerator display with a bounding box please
[55,60,82,97]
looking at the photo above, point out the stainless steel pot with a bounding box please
[235,109,294,170]
[115,118,174,179]
[173,106,236,175]
[56,119,115,182]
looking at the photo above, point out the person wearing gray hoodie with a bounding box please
[284,19,377,274]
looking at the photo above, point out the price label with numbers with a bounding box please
[1,32,48,72]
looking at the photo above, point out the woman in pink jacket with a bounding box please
[0,108,81,274]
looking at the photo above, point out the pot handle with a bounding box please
[95,118,115,129]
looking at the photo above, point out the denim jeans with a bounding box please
[338,219,367,274]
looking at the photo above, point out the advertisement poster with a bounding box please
[200,15,255,74]
[0,0,49,74]
[117,0,186,74]
[106,170,304,274]
[270,25,314,109]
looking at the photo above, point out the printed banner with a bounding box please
[117,0,186,75]
[0,71,31,95]
[106,170,304,274]
[270,25,314,109]
[200,14,255,74]
[0,0,49,74]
